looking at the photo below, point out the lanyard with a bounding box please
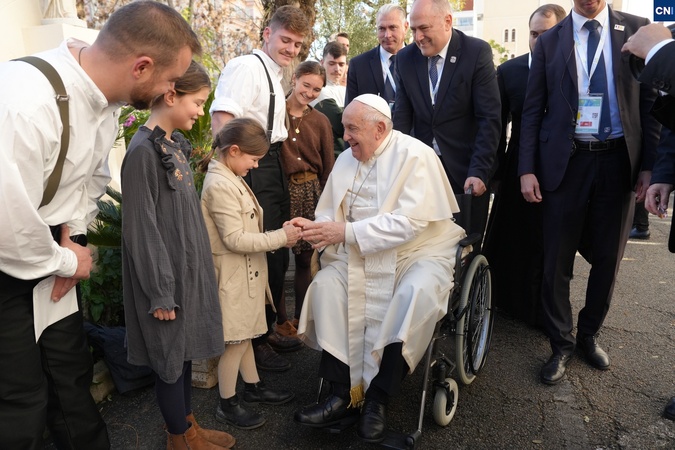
[573,17,609,95]
[428,57,441,105]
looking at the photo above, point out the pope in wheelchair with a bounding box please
[291,94,466,443]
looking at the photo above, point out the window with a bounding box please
[504,29,509,42]
[512,28,516,42]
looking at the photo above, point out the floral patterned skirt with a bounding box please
[289,175,321,254]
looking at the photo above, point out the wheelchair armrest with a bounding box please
[458,233,482,248]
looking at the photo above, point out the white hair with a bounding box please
[376,3,407,24]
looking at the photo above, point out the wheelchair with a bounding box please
[310,192,494,449]
[381,191,494,449]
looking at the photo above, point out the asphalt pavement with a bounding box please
[64,207,674,449]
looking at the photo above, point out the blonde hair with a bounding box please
[198,118,269,173]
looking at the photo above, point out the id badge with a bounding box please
[576,94,603,134]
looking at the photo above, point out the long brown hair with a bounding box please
[198,118,269,173]
[294,60,326,87]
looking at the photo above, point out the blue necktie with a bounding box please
[383,55,395,103]
[584,19,611,141]
[429,55,441,100]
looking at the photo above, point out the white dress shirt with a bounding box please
[0,39,120,280]
[210,49,288,143]
[311,80,346,108]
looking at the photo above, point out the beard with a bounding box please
[129,79,159,110]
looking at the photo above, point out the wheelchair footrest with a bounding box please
[379,429,417,450]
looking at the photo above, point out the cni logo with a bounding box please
[655,0,675,21]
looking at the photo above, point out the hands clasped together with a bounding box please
[151,219,345,322]
[285,218,346,249]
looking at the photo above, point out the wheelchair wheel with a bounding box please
[467,255,493,375]
[455,254,492,385]
[432,378,458,427]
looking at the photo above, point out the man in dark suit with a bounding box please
[394,0,500,240]
[624,21,675,422]
[345,3,408,107]
[483,4,566,326]
[518,0,661,385]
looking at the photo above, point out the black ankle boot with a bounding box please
[243,381,295,405]
[215,394,265,430]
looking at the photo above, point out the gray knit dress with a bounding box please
[122,125,223,384]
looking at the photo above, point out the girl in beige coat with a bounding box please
[199,118,299,429]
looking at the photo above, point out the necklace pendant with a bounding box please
[346,214,354,223]
[292,137,297,142]
[294,128,300,134]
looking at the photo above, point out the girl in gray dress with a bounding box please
[122,61,234,449]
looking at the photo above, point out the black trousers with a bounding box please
[541,146,634,355]
[0,270,109,449]
[632,201,650,231]
[244,145,290,343]
[319,343,410,404]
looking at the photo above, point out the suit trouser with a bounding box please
[318,343,410,404]
[0,271,109,449]
[244,144,290,343]
[632,201,650,231]
[541,145,633,355]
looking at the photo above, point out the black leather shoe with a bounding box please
[294,394,359,428]
[629,227,650,240]
[267,330,303,353]
[664,397,675,421]
[215,395,265,429]
[357,398,387,443]
[244,381,294,405]
[540,353,572,385]
[254,342,291,372]
[576,334,610,370]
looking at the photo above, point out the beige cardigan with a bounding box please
[201,159,287,342]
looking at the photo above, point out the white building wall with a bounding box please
[0,0,98,62]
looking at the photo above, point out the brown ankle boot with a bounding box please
[186,413,235,448]
[166,422,227,449]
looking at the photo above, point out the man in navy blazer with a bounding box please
[483,3,566,326]
[345,3,408,106]
[519,0,661,385]
[393,0,500,240]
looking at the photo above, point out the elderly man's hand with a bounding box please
[622,23,672,59]
[464,177,487,196]
[292,217,346,248]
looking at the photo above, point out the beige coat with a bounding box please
[201,160,287,342]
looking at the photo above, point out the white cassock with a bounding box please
[298,129,465,405]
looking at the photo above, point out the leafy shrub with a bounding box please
[81,187,124,325]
